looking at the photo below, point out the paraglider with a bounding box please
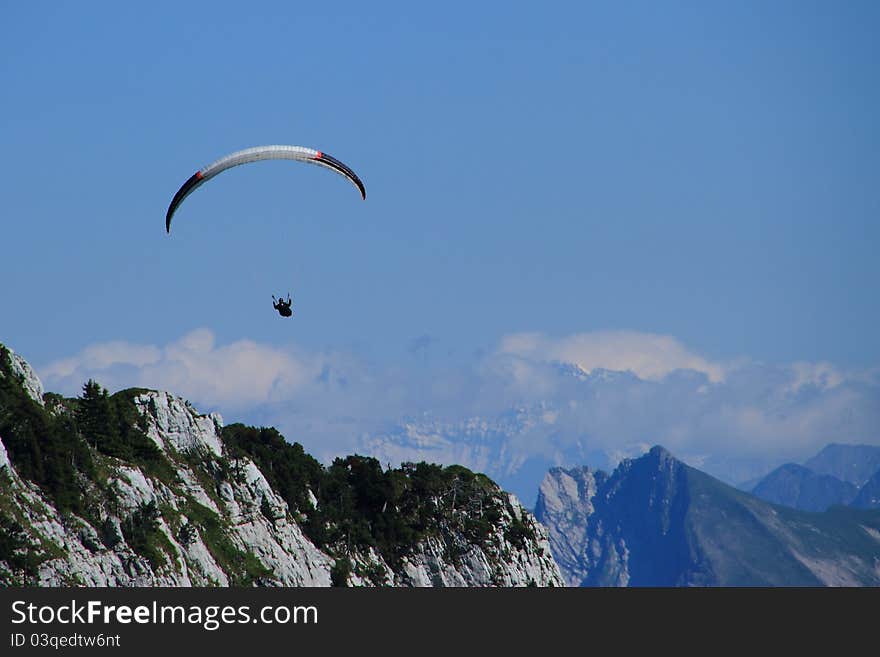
[164,145,365,319]
[164,144,366,233]
[272,294,293,318]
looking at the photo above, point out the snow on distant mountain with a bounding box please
[358,405,625,506]
[357,364,659,504]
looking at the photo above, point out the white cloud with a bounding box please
[42,341,161,379]
[787,361,844,393]
[41,329,317,411]
[498,330,726,383]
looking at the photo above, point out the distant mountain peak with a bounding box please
[647,444,674,461]
[750,462,859,511]
[803,444,880,487]
[536,446,880,586]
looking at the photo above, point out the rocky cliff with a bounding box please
[0,344,562,587]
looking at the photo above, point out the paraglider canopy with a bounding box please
[165,145,366,232]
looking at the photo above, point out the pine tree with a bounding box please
[76,380,123,457]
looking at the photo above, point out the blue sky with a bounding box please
[2,2,879,495]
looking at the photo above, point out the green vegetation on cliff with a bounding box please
[220,423,517,570]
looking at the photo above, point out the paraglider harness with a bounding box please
[272,294,293,317]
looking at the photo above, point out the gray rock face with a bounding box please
[0,388,332,586]
[4,346,44,407]
[0,345,562,588]
[347,493,562,587]
[533,466,606,586]
[535,446,880,586]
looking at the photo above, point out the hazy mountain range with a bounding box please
[749,444,880,512]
